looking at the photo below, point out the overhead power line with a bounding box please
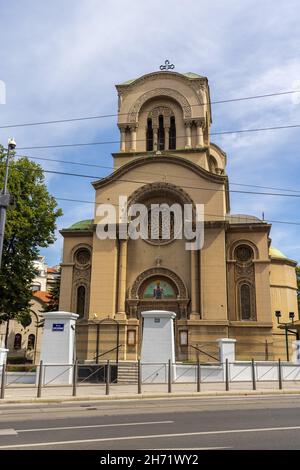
[3,162,300,199]
[15,153,300,194]
[13,123,300,151]
[0,89,299,130]
[53,196,300,227]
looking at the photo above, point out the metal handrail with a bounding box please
[190,344,219,362]
[94,344,123,361]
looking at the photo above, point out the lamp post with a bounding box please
[275,310,297,361]
[0,138,16,271]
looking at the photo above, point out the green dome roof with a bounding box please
[68,219,93,230]
[269,246,288,259]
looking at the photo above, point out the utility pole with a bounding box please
[0,138,16,271]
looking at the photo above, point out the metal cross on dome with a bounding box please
[159,60,175,71]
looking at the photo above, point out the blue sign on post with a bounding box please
[52,323,64,332]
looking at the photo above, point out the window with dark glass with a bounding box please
[14,333,22,350]
[146,118,153,151]
[76,285,86,317]
[27,334,35,350]
[169,116,176,149]
[240,284,251,320]
[157,115,165,150]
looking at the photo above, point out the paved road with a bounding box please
[1,394,300,449]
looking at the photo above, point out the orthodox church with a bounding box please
[59,69,298,362]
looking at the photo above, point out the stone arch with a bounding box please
[129,267,188,300]
[228,239,259,260]
[128,181,195,208]
[128,88,192,123]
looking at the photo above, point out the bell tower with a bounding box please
[114,68,219,172]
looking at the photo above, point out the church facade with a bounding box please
[59,70,298,362]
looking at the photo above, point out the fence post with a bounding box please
[137,359,142,394]
[278,358,283,390]
[197,359,201,392]
[0,362,6,399]
[72,360,78,397]
[225,359,229,391]
[251,358,256,390]
[106,360,110,396]
[168,359,172,393]
[37,360,43,398]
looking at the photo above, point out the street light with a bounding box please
[0,137,16,270]
[275,310,297,361]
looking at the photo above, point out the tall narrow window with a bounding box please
[27,334,35,350]
[14,333,22,350]
[76,285,86,318]
[157,115,165,150]
[240,284,251,320]
[169,116,176,149]
[146,118,153,151]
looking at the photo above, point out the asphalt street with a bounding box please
[1,394,300,449]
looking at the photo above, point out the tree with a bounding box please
[44,272,61,312]
[0,145,62,332]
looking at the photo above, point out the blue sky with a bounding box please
[0,0,300,266]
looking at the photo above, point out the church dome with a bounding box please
[269,246,288,259]
[68,219,93,230]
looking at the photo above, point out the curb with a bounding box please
[1,388,300,405]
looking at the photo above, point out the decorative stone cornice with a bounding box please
[92,154,228,190]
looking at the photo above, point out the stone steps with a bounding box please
[117,362,138,384]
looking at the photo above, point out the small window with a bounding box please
[169,116,176,149]
[240,283,252,320]
[76,285,86,318]
[27,334,35,350]
[32,284,41,292]
[157,115,165,150]
[146,118,153,151]
[14,333,22,350]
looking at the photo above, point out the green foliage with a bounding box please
[44,272,61,312]
[0,145,62,321]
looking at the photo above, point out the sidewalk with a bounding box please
[2,381,300,404]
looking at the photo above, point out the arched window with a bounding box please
[208,156,218,173]
[76,285,86,318]
[240,283,252,320]
[157,115,165,150]
[27,334,35,350]
[146,118,153,151]
[14,333,22,350]
[169,116,176,149]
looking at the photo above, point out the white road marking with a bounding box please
[17,420,174,433]
[0,429,18,436]
[2,424,300,448]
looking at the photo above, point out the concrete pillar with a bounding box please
[0,347,8,365]
[292,340,300,363]
[141,310,176,382]
[39,311,78,385]
[153,127,158,151]
[185,122,192,148]
[116,239,127,319]
[164,127,170,150]
[130,125,137,152]
[196,122,204,147]
[218,338,236,364]
[120,126,126,152]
